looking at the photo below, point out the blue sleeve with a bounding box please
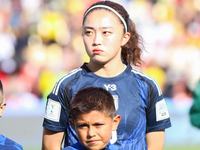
[43,81,69,132]
[146,79,171,132]
[0,135,23,150]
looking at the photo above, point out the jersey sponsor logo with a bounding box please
[156,99,170,121]
[104,84,117,91]
[44,99,61,122]
[131,69,162,96]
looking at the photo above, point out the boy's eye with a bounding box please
[94,123,104,127]
[78,124,88,128]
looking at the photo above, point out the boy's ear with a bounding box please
[69,118,75,129]
[112,115,121,131]
[0,102,6,117]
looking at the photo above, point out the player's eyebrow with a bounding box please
[101,26,114,29]
[83,26,114,30]
[84,26,94,30]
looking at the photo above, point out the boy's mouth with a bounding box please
[86,139,100,144]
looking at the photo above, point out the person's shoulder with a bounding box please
[130,66,162,95]
[0,134,23,150]
[54,66,85,90]
[130,66,148,79]
[60,67,84,83]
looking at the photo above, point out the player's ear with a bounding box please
[121,32,130,46]
[112,115,121,131]
[0,102,6,117]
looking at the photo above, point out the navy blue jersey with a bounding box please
[43,62,171,150]
[0,134,23,150]
[62,142,120,150]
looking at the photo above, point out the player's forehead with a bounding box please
[83,8,120,26]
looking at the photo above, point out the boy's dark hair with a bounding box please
[70,87,116,120]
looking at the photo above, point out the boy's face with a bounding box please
[70,110,120,150]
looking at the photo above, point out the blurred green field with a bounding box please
[164,146,200,150]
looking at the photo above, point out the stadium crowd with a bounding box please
[0,0,200,111]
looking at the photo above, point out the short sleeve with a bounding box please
[146,80,171,132]
[43,82,69,132]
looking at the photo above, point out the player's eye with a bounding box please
[85,30,93,36]
[103,31,111,35]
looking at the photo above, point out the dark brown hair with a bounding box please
[0,80,3,93]
[0,80,3,103]
[70,87,116,120]
[83,1,144,66]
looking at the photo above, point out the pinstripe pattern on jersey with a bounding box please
[131,68,162,96]
[52,68,82,95]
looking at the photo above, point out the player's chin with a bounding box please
[90,57,109,65]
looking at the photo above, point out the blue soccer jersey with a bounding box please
[43,62,171,150]
[62,142,120,150]
[0,134,23,150]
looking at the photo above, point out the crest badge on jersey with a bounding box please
[156,99,170,121]
[44,99,61,122]
[112,95,119,110]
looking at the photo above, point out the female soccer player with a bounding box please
[42,1,171,150]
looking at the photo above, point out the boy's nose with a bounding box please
[87,127,96,138]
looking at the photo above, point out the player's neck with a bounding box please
[87,60,126,77]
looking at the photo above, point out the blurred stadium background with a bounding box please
[0,0,200,149]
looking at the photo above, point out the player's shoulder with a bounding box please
[130,67,157,85]
[125,62,150,81]
[130,66,162,95]
[58,63,91,86]
[59,67,84,85]
[50,67,84,95]
[125,62,155,85]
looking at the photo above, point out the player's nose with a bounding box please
[93,33,102,46]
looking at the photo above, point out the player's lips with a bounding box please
[93,49,103,54]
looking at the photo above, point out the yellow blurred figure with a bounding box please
[152,1,175,23]
[38,69,66,102]
[37,11,68,42]
[65,0,87,14]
